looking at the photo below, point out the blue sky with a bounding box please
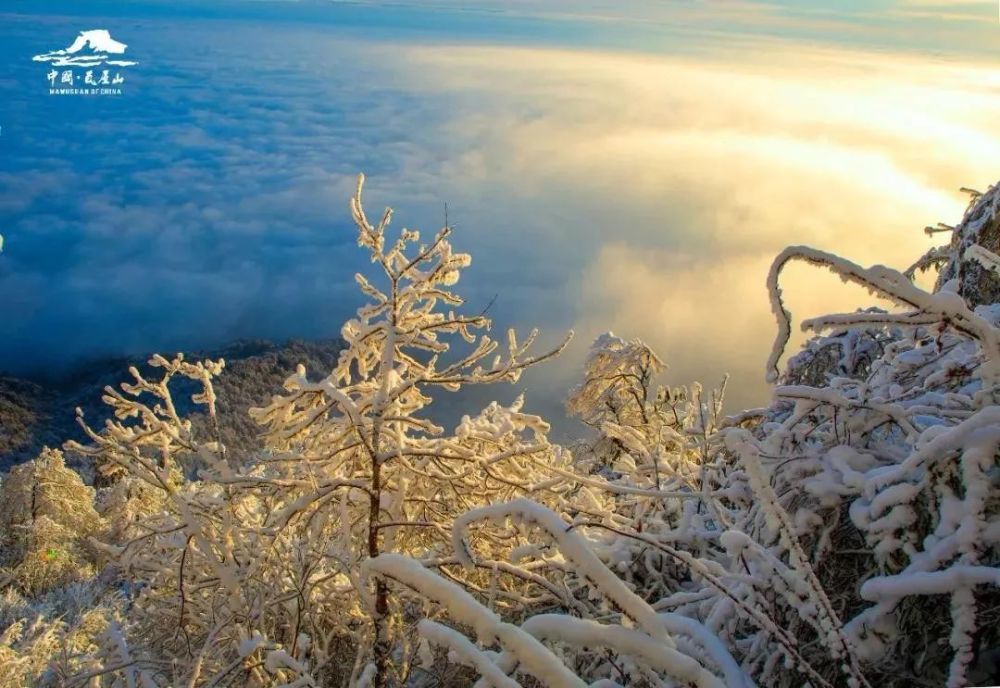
[1,0,999,424]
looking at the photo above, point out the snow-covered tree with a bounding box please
[246,174,573,685]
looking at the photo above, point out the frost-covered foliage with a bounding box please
[0,448,103,593]
[240,174,574,685]
[565,334,731,596]
[363,499,743,688]
[739,184,1000,687]
[934,183,1000,307]
[0,448,117,687]
[3,177,1000,688]
[46,175,575,687]
[567,332,725,490]
[0,581,124,688]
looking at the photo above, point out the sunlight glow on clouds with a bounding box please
[383,40,1000,410]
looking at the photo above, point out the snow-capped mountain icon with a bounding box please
[33,30,138,68]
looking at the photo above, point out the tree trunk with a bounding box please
[369,450,390,688]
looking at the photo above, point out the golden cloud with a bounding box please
[382,38,999,407]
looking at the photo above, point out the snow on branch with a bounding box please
[452,499,675,646]
[725,429,871,688]
[361,553,587,688]
[416,620,522,688]
[520,615,725,688]
[765,245,1000,385]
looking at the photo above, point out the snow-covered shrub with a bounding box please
[555,184,1000,688]
[64,354,255,686]
[361,499,748,688]
[0,613,65,688]
[0,578,123,687]
[0,448,104,593]
[680,184,1000,688]
[565,334,732,601]
[567,332,722,489]
[64,175,576,687]
[561,334,860,687]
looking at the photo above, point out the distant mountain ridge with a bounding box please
[0,338,343,471]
